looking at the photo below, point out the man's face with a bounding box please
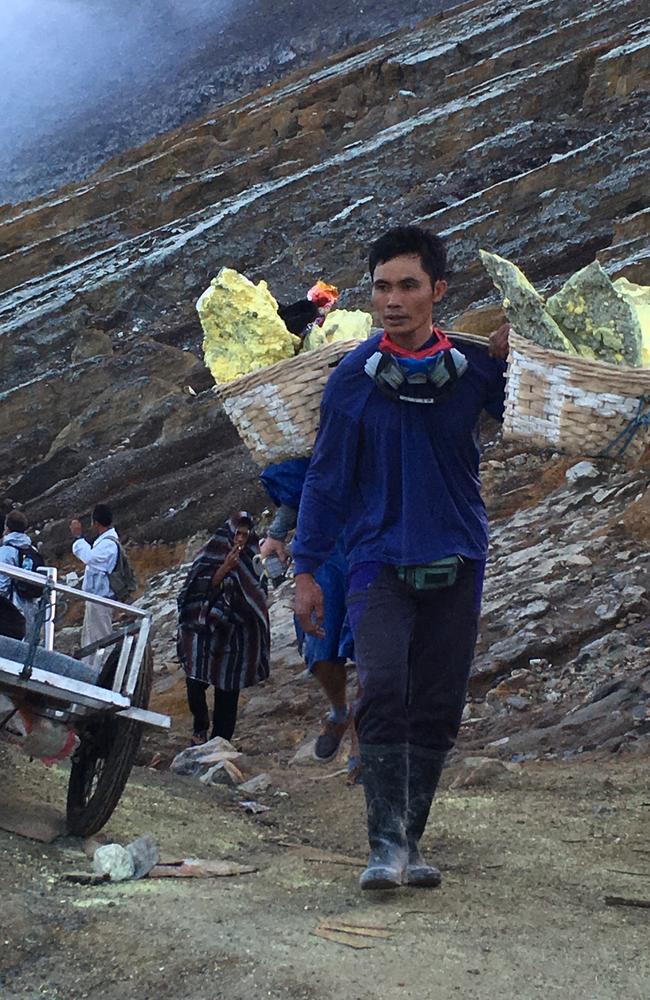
[234,526,250,549]
[371,254,447,345]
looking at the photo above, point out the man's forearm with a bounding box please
[267,504,297,541]
[72,537,93,564]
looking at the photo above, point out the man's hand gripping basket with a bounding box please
[505,331,650,462]
[214,339,360,466]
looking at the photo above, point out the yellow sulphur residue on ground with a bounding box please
[302,308,373,351]
[613,278,650,366]
[197,267,300,383]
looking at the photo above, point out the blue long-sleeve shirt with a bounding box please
[259,457,309,540]
[293,333,505,576]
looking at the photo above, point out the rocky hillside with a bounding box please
[136,450,650,762]
[1,0,460,206]
[1,0,648,554]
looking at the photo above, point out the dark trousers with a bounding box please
[0,595,25,640]
[347,561,481,751]
[185,677,240,742]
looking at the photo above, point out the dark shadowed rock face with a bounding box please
[1,0,649,553]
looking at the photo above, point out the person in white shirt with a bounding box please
[70,504,119,663]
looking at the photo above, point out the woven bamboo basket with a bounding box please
[504,330,650,462]
[214,339,361,466]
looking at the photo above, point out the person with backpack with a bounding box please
[70,503,132,663]
[0,510,44,638]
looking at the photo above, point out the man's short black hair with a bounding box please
[368,226,447,288]
[5,510,27,533]
[92,504,113,528]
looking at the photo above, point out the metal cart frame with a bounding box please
[0,562,170,835]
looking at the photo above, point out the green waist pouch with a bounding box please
[396,556,460,591]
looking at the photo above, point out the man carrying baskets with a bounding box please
[294,226,509,891]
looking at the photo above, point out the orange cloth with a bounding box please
[307,280,339,308]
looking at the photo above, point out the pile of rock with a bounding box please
[3,0,647,551]
[464,458,650,758]
[132,451,650,766]
[134,558,193,680]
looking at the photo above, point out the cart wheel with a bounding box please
[66,642,153,838]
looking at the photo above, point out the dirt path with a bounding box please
[2,738,650,999]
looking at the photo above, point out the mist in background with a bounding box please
[1,0,234,152]
[0,0,450,204]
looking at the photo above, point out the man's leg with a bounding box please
[348,567,416,889]
[312,659,347,710]
[405,560,481,886]
[306,560,352,762]
[311,659,349,762]
[211,688,240,742]
[346,678,362,785]
[80,602,113,668]
[185,677,210,742]
[350,568,415,748]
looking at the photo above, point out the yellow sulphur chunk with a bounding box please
[613,277,650,367]
[547,261,643,366]
[301,325,327,351]
[302,308,373,351]
[479,250,574,353]
[197,267,300,383]
[320,308,373,344]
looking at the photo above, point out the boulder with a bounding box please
[451,758,520,789]
[71,330,114,362]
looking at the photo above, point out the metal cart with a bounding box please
[0,562,170,836]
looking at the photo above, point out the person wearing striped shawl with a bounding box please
[177,512,270,744]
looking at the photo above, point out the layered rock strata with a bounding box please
[1,0,648,550]
[0,0,460,206]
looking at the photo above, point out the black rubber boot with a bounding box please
[405,746,446,887]
[359,743,408,891]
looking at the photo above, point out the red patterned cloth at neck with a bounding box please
[379,326,453,358]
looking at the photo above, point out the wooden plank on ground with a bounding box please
[605,895,650,909]
[0,795,66,843]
